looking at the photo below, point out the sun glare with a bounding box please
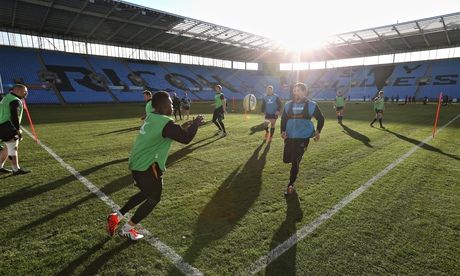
[276,32,328,52]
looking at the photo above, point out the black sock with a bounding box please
[270,128,275,137]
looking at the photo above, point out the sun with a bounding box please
[275,31,328,53]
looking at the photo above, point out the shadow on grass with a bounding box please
[57,240,132,276]
[0,157,129,212]
[383,129,460,161]
[181,140,270,264]
[249,122,266,135]
[340,123,373,148]
[95,126,140,136]
[265,193,303,276]
[7,173,133,239]
[166,135,218,167]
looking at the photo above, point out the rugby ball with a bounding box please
[243,94,257,111]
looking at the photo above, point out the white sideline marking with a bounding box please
[242,114,460,275]
[21,128,203,276]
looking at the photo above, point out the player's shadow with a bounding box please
[384,129,460,161]
[0,157,129,212]
[6,173,133,239]
[265,193,303,276]
[166,136,218,167]
[340,124,373,148]
[181,140,270,264]
[249,122,266,135]
[95,126,140,136]
[57,240,132,276]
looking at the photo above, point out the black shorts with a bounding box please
[375,109,383,114]
[335,106,344,111]
[0,122,16,142]
[131,162,163,202]
[264,113,278,120]
[283,138,309,163]
[183,106,190,111]
[212,106,224,121]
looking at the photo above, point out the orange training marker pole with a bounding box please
[433,92,442,137]
[22,99,38,142]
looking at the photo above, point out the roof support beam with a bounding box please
[11,0,18,27]
[440,16,452,45]
[354,33,378,53]
[415,21,430,47]
[65,1,90,35]
[86,3,119,38]
[39,0,55,32]
[125,14,165,44]
[158,22,205,48]
[372,29,394,51]
[338,35,363,55]
[392,25,412,50]
[105,10,142,41]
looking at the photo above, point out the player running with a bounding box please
[105,91,204,240]
[370,91,385,129]
[281,82,324,196]
[261,85,282,142]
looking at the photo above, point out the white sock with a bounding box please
[116,211,123,220]
[12,165,19,171]
[122,223,134,232]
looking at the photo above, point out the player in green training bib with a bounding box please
[211,84,227,137]
[141,90,153,121]
[370,91,386,129]
[333,90,346,124]
[0,84,31,175]
[104,90,204,240]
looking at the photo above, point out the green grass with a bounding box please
[0,100,459,275]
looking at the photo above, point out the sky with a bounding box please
[128,0,459,50]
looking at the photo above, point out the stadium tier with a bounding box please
[0,47,459,104]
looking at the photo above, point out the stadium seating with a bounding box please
[40,52,115,103]
[418,59,460,99]
[85,56,144,102]
[381,62,429,100]
[125,61,178,93]
[1,47,460,104]
[0,48,60,104]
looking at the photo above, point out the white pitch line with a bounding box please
[242,113,460,275]
[21,128,203,276]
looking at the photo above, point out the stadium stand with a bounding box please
[183,65,221,100]
[1,47,460,105]
[253,74,289,99]
[310,68,340,100]
[85,56,144,102]
[380,62,430,100]
[125,61,180,93]
[0,48,60,104]
[206,67,248,99]
[40,52,115,103]
[161,64,203,101]
[347,65,381,101]
[418,59,460,100]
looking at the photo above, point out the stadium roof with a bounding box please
[1,0,460,64]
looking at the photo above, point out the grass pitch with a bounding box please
[0,100,459,275]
